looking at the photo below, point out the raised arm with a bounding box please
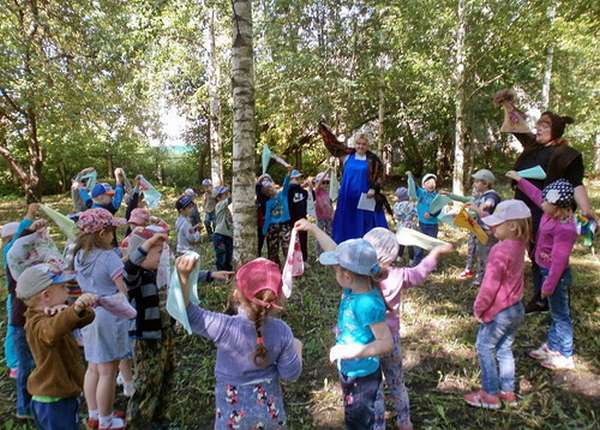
[318,122,352,158]
[406,171,418,200]
[294,219,336,252]
[507,171,543,208]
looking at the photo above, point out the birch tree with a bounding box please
[452,0,467,195]
[541,2,557,110]
[207,7,224,186]
[231,0,257,266]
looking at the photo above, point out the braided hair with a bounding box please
[243,289,279,368]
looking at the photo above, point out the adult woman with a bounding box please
[495,90,595,312]
[319,122,390,243]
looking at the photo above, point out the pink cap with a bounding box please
[482,199,532,227]
[129,208,150,226]
[236,258,282,309]
[77,208,127,234]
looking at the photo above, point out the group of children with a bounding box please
[0,160,583,429]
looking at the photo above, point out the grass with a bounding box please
[0,181,599,429]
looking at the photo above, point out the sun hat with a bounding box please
[319,238,381,276]
[175,194,194,211]
[394,187,409,201]
[236,258,282,309]
[129,208,150,226]
[421,173,437,187]
[290,169,303,179]
[1,222,20,239]
[364,227,400,264]
[542,179,574,209]
[76,208,126,234]
[16,263,76,300]
[258,174,273,186]
[482,200,532,227]
[472,169,496,185]
[91,183,115,198]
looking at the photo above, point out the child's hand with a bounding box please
[150,233,169,244]
[424,212,431,219]
[431,243,454,258]
[212,271,234,282]
[176,255,198,285]
[30,219,48,231]
[541,290,552,299]
[367,188,375,198]
[74,293,97,313]
[505,170,522,181]
[293,218,314,232]
[406,171,412,177]
[26,203,40,219]
[293,338,303,357]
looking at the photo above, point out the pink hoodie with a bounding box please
[474,239,526,322]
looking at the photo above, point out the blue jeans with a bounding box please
[476,302,524,395]
[339,369,382,430]
[542,267,573,357]
[414,223,438,264]
[13,325,34,416]
[213,233,233,271]
[4,295,19,369]
[32,397,79,430]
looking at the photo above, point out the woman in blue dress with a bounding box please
[319,123,391,243]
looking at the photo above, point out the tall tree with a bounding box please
[452,0,467,194]
[541,2,557,110]
[231,0,257,266]
[207,7,224,186]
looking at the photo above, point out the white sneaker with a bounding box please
[528,343,555,361]
[541,354,575,370]
[116,372,124,386]
[123,381,135,397]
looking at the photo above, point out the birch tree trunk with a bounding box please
[594,133,600,175]
[231,0,257,266]
[541,2,556,110]
[207,8,224,186]
[378,86,384,158]
[452,0,467,195]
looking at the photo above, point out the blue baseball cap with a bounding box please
[201,179,212,187]
[395,187,409,201]
[215,186,230,196]
[176,194,194,211]
[91,183,115,198]
[319,238,381,276]
[290,169,303,178]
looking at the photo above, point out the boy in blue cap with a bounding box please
[287,169,309,262]
[175,194,201,256]
[78,168,126,215]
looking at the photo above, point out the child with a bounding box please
[309,172,334,256]
[123,227,174,428]
[256,174,274,256]
[74,208,129,430]
[1,221,20,379]
[392,186,418,264]
[460,169,502,286]
[263,166,293,267]
[201,179,217,236]
[16,263,96,430]
[507,173,579,370]
[213,186,233,271]
[287,169,309,261]
[79,168,126,214]
[185,188,203,228]
[178,255,303,428]
[407,171,440,264]
[175,194,202,256]
[319,238,393,429]
[463,199,532,409]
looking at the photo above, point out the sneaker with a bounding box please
[98,416,127,430]
[88,411,126,430]
[541,353,575,370]
[123,381,135,397]
[116,372,124,386]
[528,343,555,361]
[464,389,501,410]
[8,368,17,379]
[459,269,475,280]
[498,391,518,406]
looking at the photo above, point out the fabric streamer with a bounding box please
[329,167,339,202]
[306,189,316,218]
[77,169,97,192]
[96,293,137,319]
[137,175,162,209]
[430,195,453,214]
[166,251,201,334]
[453,208,489,245]
[576,213,597,248]
[395,227,450,251]
[40,205,78,241]
[282,228,305,298]
[517,165,547,180]
[157,242,172,289]
[262,145,272,174]
[7,230,64,280]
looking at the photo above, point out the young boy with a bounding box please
[79,168,126,214]
[201,179,217,236]
[184,188,202,228]
[213,186,233,271]
[16,263,96,429]
[123,227,174,429]
[393,186,418,264]
[175,195,201,256]
[407,171,440,264]
[287,169,309,262]
[460,169,502,286]
[263,166,293,267]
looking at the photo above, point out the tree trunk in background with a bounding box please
[231,0,257,266]
[594,133,600,176]
[378,86,384,158]
[207,8,224,186]
[452,0,467,195]
[541,3,556,110]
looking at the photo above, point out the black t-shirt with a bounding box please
[287,183,308,221]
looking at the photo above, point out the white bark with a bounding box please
[378,86,384,157]
[231,0,257,266]
[207,8,224,186]
[452,0,467,195]
[541,3,556,110]
[594,133,600,174]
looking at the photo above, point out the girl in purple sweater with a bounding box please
[506,172,579,370]
[464,199,532,410]
[177,255,303,429]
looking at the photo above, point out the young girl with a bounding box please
[262,166,293,267]
[318,238,393,429]
[507,173,579,370]
[75,208,129,430]
[178,255,303,428]
[392,186,418,264]
[309,171,334,256]
[463,199,532,409]
[407,171,440,264]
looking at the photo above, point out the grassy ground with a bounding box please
[0,182,599,429]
